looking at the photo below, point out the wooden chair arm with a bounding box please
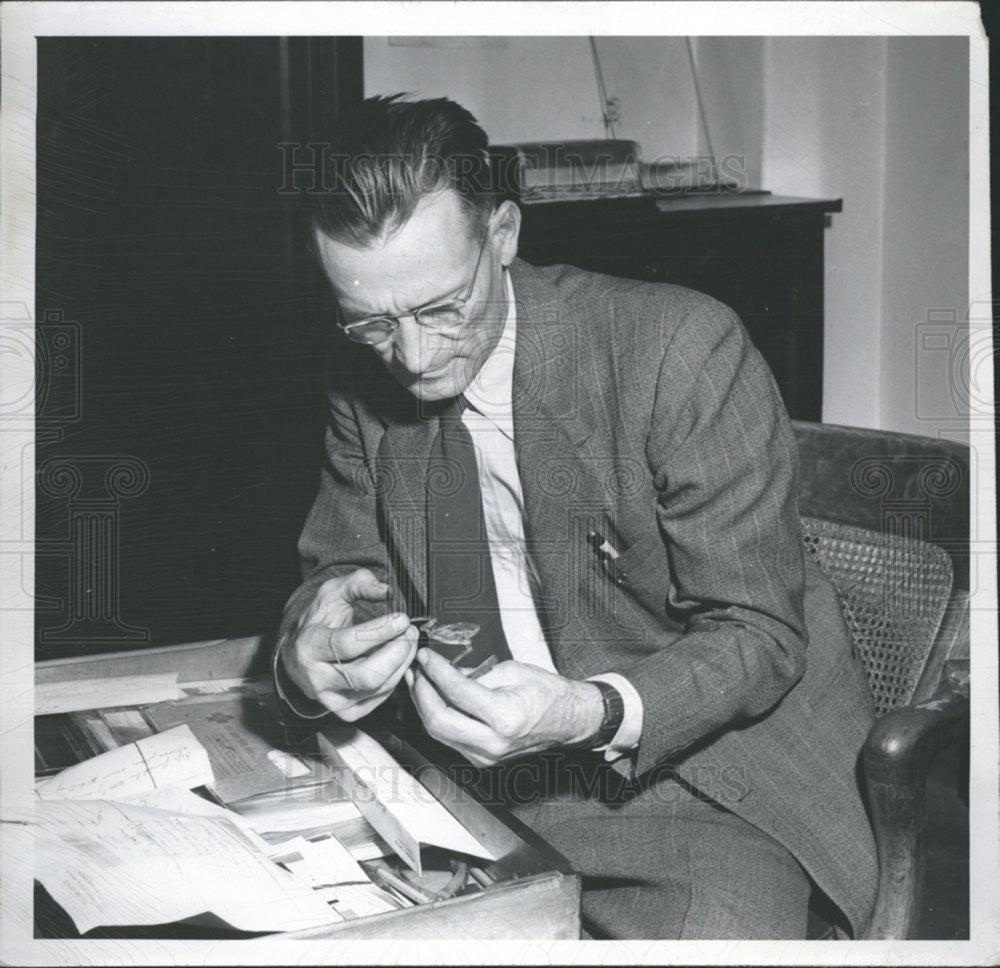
[862,660,969,939]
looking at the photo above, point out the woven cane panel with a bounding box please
[800,516,954,717]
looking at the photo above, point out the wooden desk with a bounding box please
[517,192,842,422]
[35,637,581,940]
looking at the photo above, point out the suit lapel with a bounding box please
[510,262,623,678]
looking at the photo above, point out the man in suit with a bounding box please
[274,94,878,939]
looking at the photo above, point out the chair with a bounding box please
[792,421,971,940]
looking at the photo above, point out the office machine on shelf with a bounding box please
[489,138,743,207]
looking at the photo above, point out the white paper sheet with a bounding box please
[321,883,403,919]
[269,833,369,887]
[234,797,362,834]
[34,724,214,801]
[318,728,498,874]
[35,673,184,715]
[33,800,341,935]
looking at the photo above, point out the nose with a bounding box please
[389,313,429,373]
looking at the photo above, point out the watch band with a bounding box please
[589,680,626,749]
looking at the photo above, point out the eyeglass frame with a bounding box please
[336,217,495,345]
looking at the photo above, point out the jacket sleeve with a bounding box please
[621,298,809,779]
[272,381,396,721]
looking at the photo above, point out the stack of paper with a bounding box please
[31,725,357,934]
[35,800,344,934]
[33,721,498,935]
[35,673,185,716]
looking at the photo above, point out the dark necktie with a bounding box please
[425,396,511,667]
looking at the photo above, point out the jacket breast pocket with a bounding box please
[605,531,676,626]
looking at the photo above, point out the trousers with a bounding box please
[496,755,812,940]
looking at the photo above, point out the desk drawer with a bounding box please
[34,637,582,941]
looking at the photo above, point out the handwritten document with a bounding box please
[318,728,498,874]
[34,725,214,801]
[35,673,184,715]
[34,800,341,934]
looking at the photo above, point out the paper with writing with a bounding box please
[126,786,255,826]
[318,728,498,875]
[33,800,340,934]
[35,673,184,715]
[34,725,213,801]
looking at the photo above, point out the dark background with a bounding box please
[35,37,362,659]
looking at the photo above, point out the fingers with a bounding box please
[306,612,411,664]
[330,568,392,603]
[408,662,497,753]
[414,648,497,721]
[292,615,417,710]
[307,570,391,629]
[307,625,418,720]
[341,624,419,693]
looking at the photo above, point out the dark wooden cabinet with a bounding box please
[517,193,841,421]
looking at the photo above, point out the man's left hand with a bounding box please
[405,648,605,767]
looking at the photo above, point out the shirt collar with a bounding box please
[463,269,516,438]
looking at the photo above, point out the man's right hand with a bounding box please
[280,569,419,721]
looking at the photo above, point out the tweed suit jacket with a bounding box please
[279,258,879,935]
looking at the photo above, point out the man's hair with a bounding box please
[312,93,496,246]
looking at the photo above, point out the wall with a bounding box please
[365,36,971,440]
[757,36,969,439]
[363,36,698,160]
[759,37,892,432]
[879,38,970,441]
[689,37,764,189]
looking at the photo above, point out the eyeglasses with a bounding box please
[338,226,492,345]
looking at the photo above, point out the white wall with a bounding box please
[759,36,968,439]
[364,36,698,159]
[760,37,892,431]
[879,38,970,441]
[365,36,970,440]
[690,37,764,188]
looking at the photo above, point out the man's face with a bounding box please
[315,190,519,401]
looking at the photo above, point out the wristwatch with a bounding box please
[587,680,625,749]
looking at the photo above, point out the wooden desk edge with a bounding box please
[271,871,581,941]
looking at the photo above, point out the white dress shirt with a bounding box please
[461,270,643,760]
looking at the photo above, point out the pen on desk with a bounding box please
[368,860,438,904]
[469,866,496,889]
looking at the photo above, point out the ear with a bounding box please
[491,200,522,268]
